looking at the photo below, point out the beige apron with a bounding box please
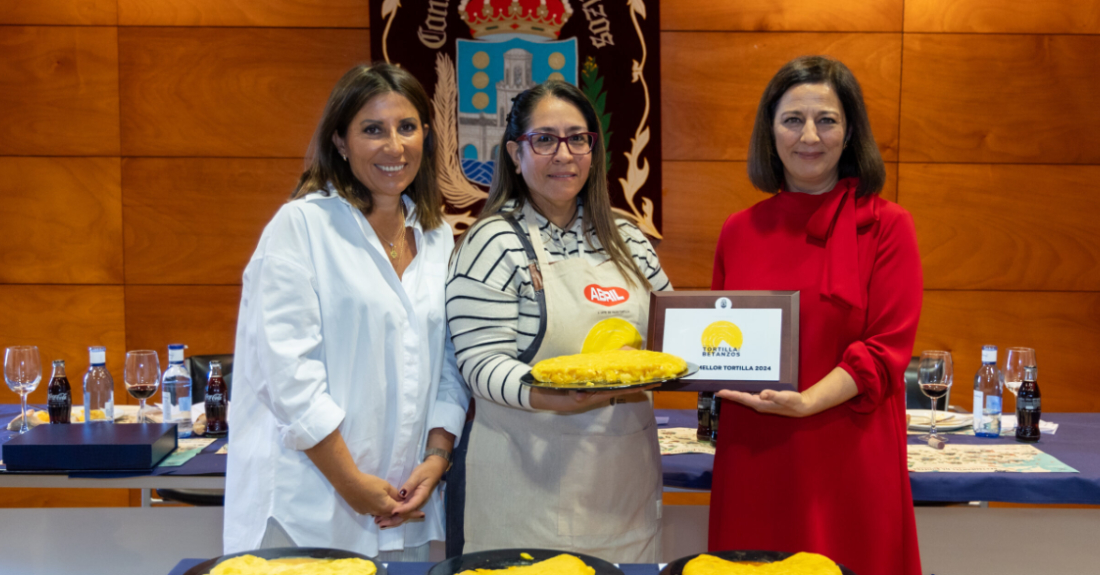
[462,205,662,563]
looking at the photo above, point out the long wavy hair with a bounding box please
[459,80,649,288]
[747,55,885,198]
[291,62,443,230]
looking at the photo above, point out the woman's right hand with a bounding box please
[529,384,660,412]
[345,473,403,517]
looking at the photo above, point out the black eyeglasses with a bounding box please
[517,132,598,156]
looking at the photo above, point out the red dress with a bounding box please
[708,178,923,575]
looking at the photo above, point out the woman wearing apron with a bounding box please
[446,81,672,563]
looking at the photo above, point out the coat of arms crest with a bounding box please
[372,0,661,237]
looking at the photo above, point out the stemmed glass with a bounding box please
[918,350,954,443]
[124,350,161,424]
[4,346,42,434]
[1004,347,1037,410]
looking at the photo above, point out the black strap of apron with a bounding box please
[502,212,547,365]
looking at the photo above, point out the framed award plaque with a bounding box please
[647,291,799,393]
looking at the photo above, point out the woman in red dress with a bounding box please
[709,56,923,575]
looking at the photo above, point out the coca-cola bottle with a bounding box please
[710,395,722,444]
[697,392,713,441]
[204,360,228,437]
[47,359,72,424]
[1015,365,1041,443]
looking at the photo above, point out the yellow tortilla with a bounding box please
[531,349,686,385]
[209,555,377,575]
[457,554,595,575]
[683,552,841,575]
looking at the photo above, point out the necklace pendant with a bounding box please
[389,248,398,259]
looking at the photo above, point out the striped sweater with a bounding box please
[446,201,672,410]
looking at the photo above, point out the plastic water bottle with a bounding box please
[973,345,1003,437]
[82,346,114,423]
[162,344,193,437]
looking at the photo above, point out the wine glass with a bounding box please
[918,350,953,443]
[4,346,42,434]
[124,350,160,423]
[1004,347,1037,409]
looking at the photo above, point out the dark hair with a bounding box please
[291,62,443,230]
[747,56,885,198]
[459,80,649,288]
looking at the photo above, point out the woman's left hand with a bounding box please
[374,453,450,529]
[717,389,812,418]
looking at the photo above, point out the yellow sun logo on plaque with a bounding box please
[701,321,743,353]
[582,317,643,354]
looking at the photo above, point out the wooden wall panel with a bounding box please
[662,0,902,32]
[658,161,769,289]
[124,286,242,357]
[0,488,130,509]
[0,26,120,156]
[652,392,699,411]
[658,161,898,290]
[122,158,298,285]
[916,291,1100,413]
[118,0,370,28]
[662,32,901,162]
[0,158,123,285]
[905,0,1100,34]
[118,27,370,157]
[900,34,1100,164]
[0,286,126,405]
[902,164,1100,291]
[0,0,117,25]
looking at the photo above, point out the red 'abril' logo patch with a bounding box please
[584,284,629,307]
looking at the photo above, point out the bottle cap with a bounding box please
[89,346,106,366]
[981,345,997,364]
[168,344,185,364]
[53,359,65,368]
[1024,365,1038,380]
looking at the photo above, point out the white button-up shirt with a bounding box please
[224,190,469,556]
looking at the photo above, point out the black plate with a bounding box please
[521,362,699,391]
[182,547,386,575]
[660,550,857,575]
[428,548,623,575]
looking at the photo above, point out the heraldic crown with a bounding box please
[459,0,574,40]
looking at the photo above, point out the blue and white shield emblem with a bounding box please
[455,37,578,185]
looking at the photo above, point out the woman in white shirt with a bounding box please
[224,63,469,561]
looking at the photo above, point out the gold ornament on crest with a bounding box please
[432,52,485,232]
[612,0,660,239]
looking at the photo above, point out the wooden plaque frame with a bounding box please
[647,290,799,393]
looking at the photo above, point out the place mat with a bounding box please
[908,443,1078,473]
[157,438,217,468]
[906,414,1059,436]
[1000,414,1059,435]
[658,428,715,455]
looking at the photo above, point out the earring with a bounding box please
[341,153,348,161]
